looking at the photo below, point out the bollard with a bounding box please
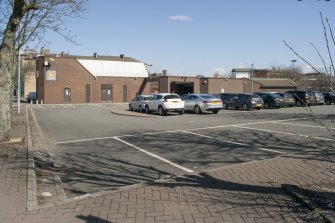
[36,99,39,104]
[41,99,43,104]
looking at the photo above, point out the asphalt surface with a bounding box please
[2,103,334,223]
[31,104,335,198]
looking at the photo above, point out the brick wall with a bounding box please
[37,56,151,104]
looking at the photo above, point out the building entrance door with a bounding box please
[86,84,90,103]
[101,84,112,102]
[64,88,71,103]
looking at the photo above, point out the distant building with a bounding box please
[21,49,39,98]
[231,68,251,78]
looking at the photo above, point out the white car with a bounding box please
[145,93,184,116]
[129,95,153,112]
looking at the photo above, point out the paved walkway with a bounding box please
[0,104,334,223]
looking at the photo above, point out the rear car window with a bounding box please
[251,94,261,98]
[201,95,217,99]
[267,93,281,98]
[164,95,180,99]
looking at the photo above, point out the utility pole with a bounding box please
[17,52,21,114]
[251,64,254,94]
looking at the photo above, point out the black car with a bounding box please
[274,92,295,107]
[216,93,238,109]
[223,93,263,110]
[323,92,335,105]
[27,92,36,103]
[285,90,316,106]
[254,92,284,109]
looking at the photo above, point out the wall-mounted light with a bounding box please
[203,80,207,84]
[134,77,138,80]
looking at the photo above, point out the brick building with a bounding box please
[36,54,153,104]
[35,53,297,104]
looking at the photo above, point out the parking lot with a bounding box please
[31,103,335,199]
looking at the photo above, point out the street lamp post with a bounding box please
[251,64,254,94]
[17,51,21,114]
[291,59,297,88]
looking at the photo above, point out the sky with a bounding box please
[39,0,335,76]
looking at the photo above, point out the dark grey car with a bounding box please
[225,93,263,110]
[312,91,325,105]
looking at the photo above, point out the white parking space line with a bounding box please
[180,130,286,154]
[113,137,194,173]
[54,116,320,145]
[186,116,318,131]
[232,126,334,141]
[55,136,117,144]
[271,121,335,130]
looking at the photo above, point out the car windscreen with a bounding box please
[164,95,180,99]
[306,92,314,96]
[143,96,152,100]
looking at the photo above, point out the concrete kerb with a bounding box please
[26,105,37,211]
[282,184,335,223]
[26,105,67,211]
[111,109,159,118]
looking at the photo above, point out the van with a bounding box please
[27,92,36,103]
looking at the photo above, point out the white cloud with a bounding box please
[169,15,191,21]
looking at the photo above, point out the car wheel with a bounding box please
[139,106,143,113]
[178,110,184,115]
[129,104,133,111]
[256,107,261,110]
[194,105,202,114]
[212,110,219,114]
[264,103,269,109]
[326,100,331,105]
[242,103,249,111]
[145,106,150,114]
[296,101,302,106]
[158,106,166,116]
[222,103,228,109]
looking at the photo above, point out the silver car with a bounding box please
[183,94,223,114]
[129,95,153,112]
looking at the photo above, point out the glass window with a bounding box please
[201,95,217,99]
[164,95,180,99]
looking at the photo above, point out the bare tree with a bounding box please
[0,0,85,142]
[284,12,334,91]
[284,11,335,174]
